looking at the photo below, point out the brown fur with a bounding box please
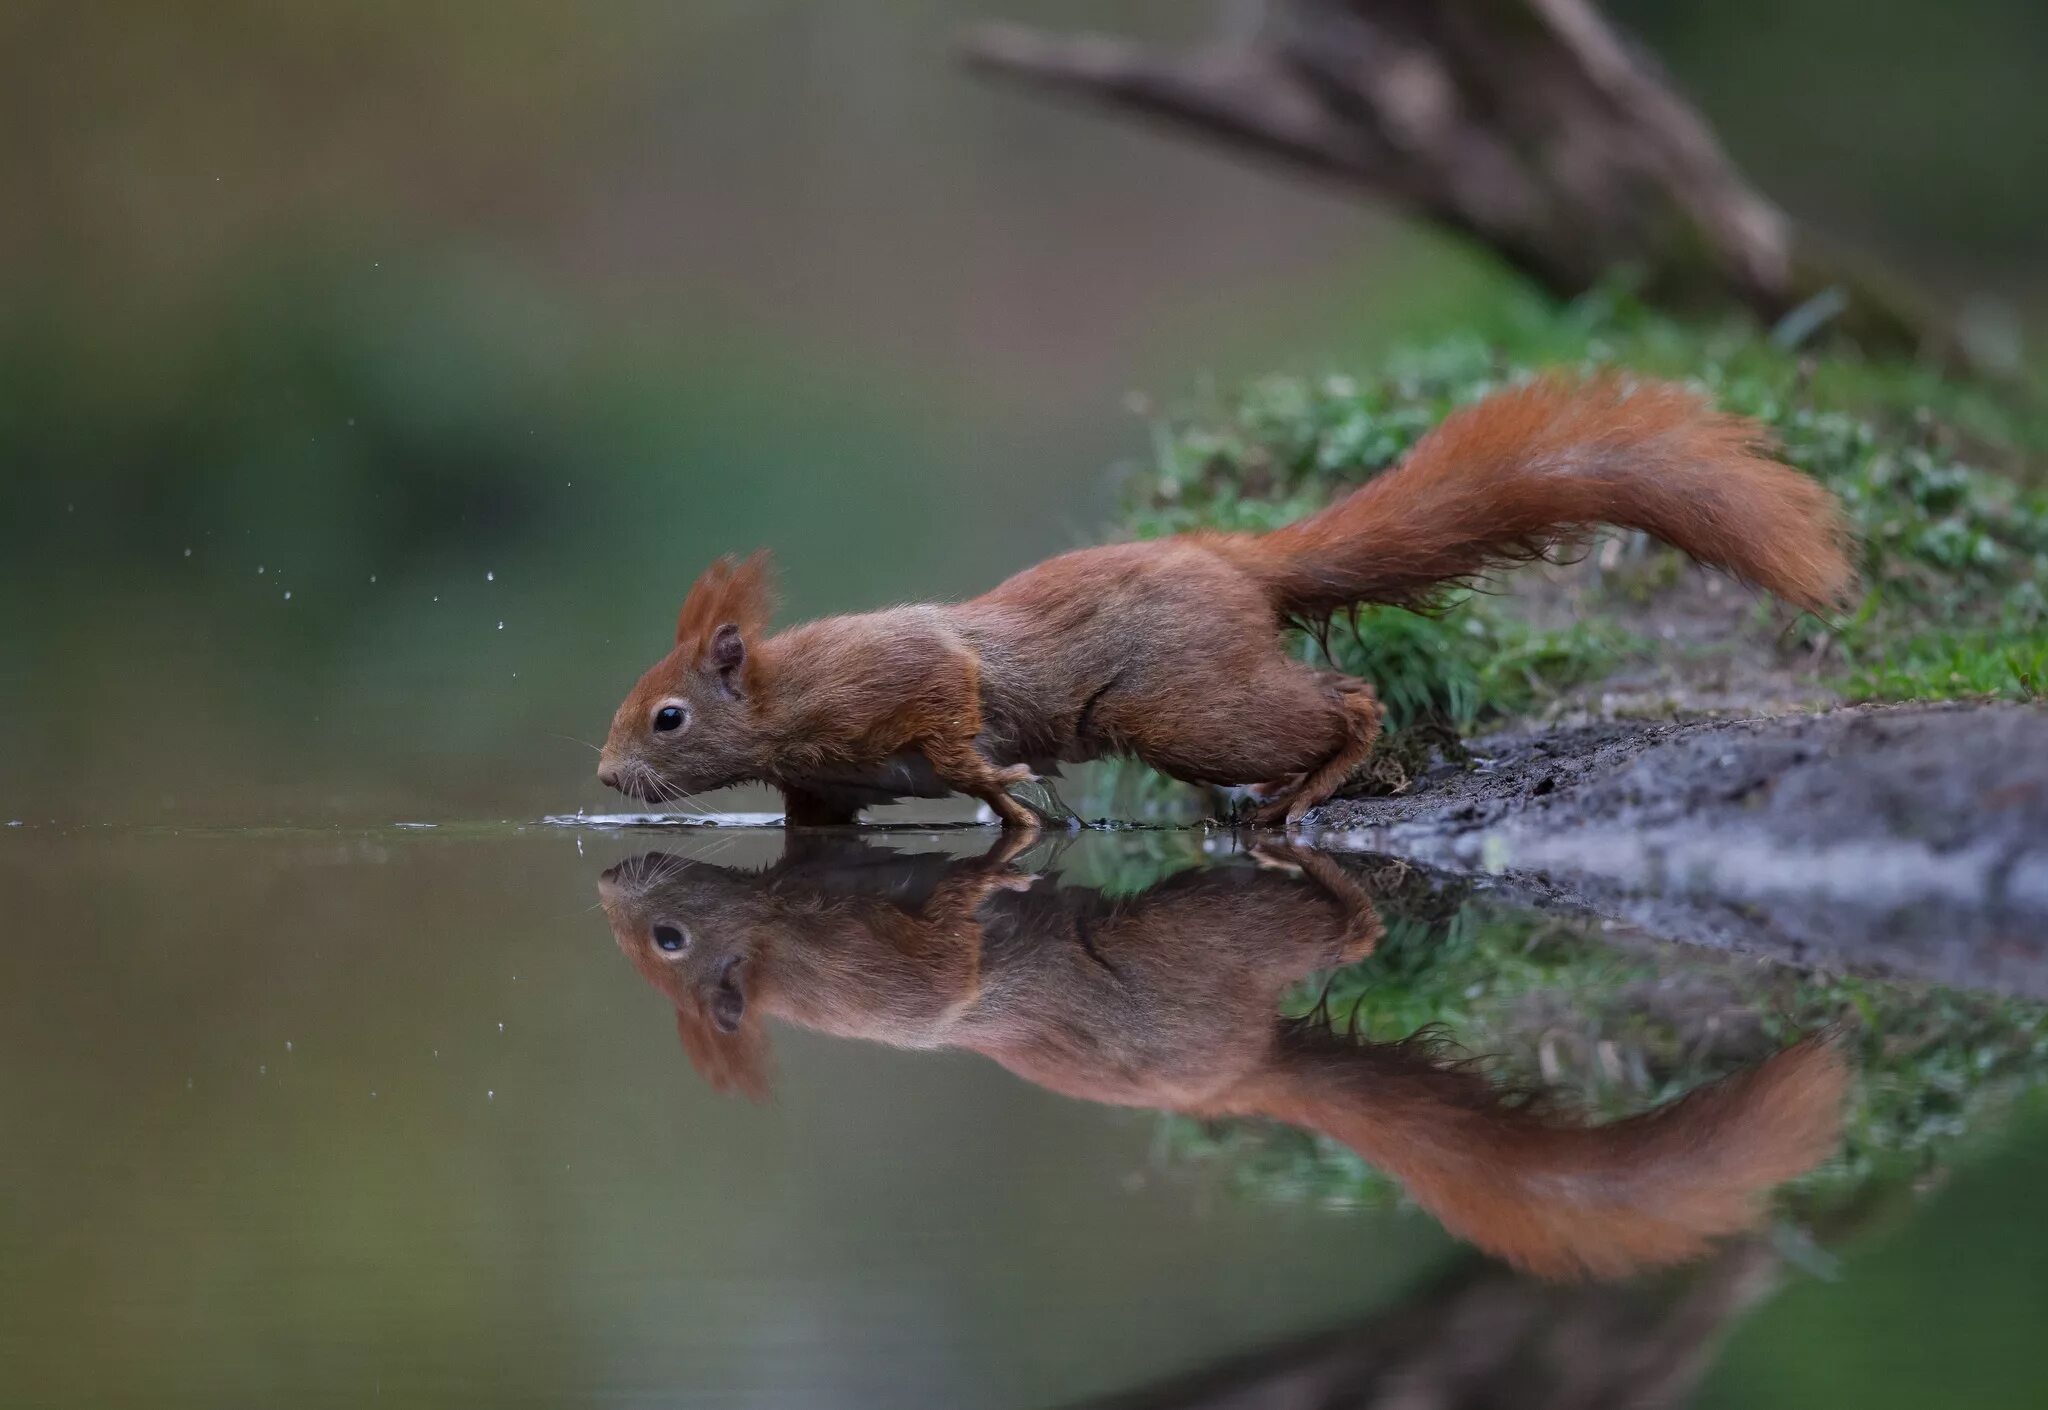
[1241,1025,1846,1280]
[600,375,1855,824]
[597,841,1847,1279]
[1239,374,1855,618]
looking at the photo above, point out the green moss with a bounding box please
[1844,621,2048,702]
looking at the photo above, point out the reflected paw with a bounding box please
[1248,842,1305,872]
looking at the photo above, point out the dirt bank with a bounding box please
[1308,702,2048,997]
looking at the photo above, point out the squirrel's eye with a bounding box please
[652,705,686,733]
[652,923,689,953]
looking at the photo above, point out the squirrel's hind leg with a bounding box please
[1249,842,1383,960]
[1252,680,1382,826]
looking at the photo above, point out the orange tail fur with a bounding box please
[1239,1030,1848,1280]
[1233,376,1855,618]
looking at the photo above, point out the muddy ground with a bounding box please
[1307,701,2048,998]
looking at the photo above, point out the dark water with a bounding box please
[5,821,2045,1408]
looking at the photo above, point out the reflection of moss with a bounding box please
[1115,290,2048,818]
[1165,883,2048,1218]
[1039,827,1215,896]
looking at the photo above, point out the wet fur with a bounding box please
[599,376,1854,824]
[597,841,1847,1278]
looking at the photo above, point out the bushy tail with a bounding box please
[1232,376,1855,618]
[1236,1030,1847,1280]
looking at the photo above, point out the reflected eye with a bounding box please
[652,705,686,733]
[652,923,689,953]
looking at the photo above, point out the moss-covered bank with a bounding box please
[1119,294,2046,789]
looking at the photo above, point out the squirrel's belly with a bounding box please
[806,750,951,803]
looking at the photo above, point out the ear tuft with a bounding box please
[674,1004,772,1101]
[675,549,776,650]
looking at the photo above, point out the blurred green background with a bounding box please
[2,3,2046,1406]
[3,0,2044,825]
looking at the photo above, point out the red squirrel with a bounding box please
[596,839,1848,1279]
[598,375,1854,825]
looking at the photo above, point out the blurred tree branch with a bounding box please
[959,0,1969,369]
[1062,1242,1785,1410]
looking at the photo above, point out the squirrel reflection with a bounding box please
[597,838,1845,1280]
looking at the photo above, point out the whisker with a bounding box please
[645,771,690,818]
[638,767,709,823]
[695,835,745,866]
[643,851,687,886]
[665,780,713,822]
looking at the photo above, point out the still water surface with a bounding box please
[3,822,2044,1408]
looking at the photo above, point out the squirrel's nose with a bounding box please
[597,764,622,792]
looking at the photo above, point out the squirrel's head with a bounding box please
[599,551,774,807]
[597,850,773,1099]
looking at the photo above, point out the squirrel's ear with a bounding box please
[709,622,746,674]
[674,1002,772,1101]
[709,975,746,1034]
[676,557,733,645]
[676,549,776,649]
